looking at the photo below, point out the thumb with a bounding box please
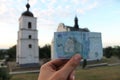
[60,54,81,76]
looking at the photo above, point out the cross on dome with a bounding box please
[21,0,34,17]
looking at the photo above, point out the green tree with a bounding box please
[0,50,8,60]
[103,46,113,58]
[0,67,11,80]
[113,46,120,59]
[39,44,51,59]
[7,45,16,61]
[0,50,5,60]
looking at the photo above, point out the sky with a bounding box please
[0,0,120,49]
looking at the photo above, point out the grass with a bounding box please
[102,56,120,64]
[10,65,120,80]
[11,73,39,80]
[76,65,120,80]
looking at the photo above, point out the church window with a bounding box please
[28,44,32,48]
[28,22,32,29]
[28,35,32,39]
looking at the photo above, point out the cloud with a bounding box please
[0,4,7,15]
[0,0,25,24]
[49,0,57,5]
[76,1,98,14]
[0,0,99,27]
[76,8,85,14]
[81,0,88,4]
[71,0,89,5]
[29,0,38,6]
[71,0,80,5]
[41,0,46,3]
[0,0,8,15]
[87,1,98,10]
[32,0,99,29]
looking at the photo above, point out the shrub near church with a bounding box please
[0,67,10,80]
[103,46,120,59]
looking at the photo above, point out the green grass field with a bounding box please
[76,66,120,80]
[11,73,38,80]
[11,65,120,80]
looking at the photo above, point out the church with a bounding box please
[16,2,39,66]
[57,16,89,32]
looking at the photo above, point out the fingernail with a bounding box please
[72,75,75,80]
[74,54,81,61]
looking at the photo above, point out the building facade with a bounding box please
[16,3,39,66]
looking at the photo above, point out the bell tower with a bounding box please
[16,2,39,66]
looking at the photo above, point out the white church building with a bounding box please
[16,3,39,66]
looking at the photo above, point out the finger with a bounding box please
[69,70,75,80]
[47,59,68,70]
[60,54,81,76]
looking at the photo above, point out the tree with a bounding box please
[0,50,5,60]
[113,46,120,59]
[103,46,113,58]
[0,67,11,80]
[39,44,51,59]
[7,45,16,61]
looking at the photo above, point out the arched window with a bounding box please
[28,22,32,29]
[28,35,32,39]
[28,44,32,48]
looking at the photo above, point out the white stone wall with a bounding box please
[18,30,38,39]
[57,23,67,32]
[19,16,37,30]
[18,40,39,64]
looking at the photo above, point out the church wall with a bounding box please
[18,40,39,64]
[18,30,38,39]
[19,16,37,30]
[57,23,67,32]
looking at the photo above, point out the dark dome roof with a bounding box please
[22,3,34,17]
[22,11,34,17]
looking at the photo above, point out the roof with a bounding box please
[22,11,34,17]
[66,26,90,32]
[22,3,34,17]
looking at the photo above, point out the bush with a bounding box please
[113,46,120,59]
[103,46,120,59]
[39,44,51,59]
[103,47,113,58]
[0,67,11,80]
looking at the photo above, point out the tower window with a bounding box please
[28,44,32,48]
[28,35,32,39]
[28,22,32,29]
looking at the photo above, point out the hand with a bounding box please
[38,54,81,80]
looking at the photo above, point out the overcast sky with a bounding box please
[0,0,120,49]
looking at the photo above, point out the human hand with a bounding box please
[38,54,81,80]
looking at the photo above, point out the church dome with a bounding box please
[22,11,34,17]
[22,3,34,17]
